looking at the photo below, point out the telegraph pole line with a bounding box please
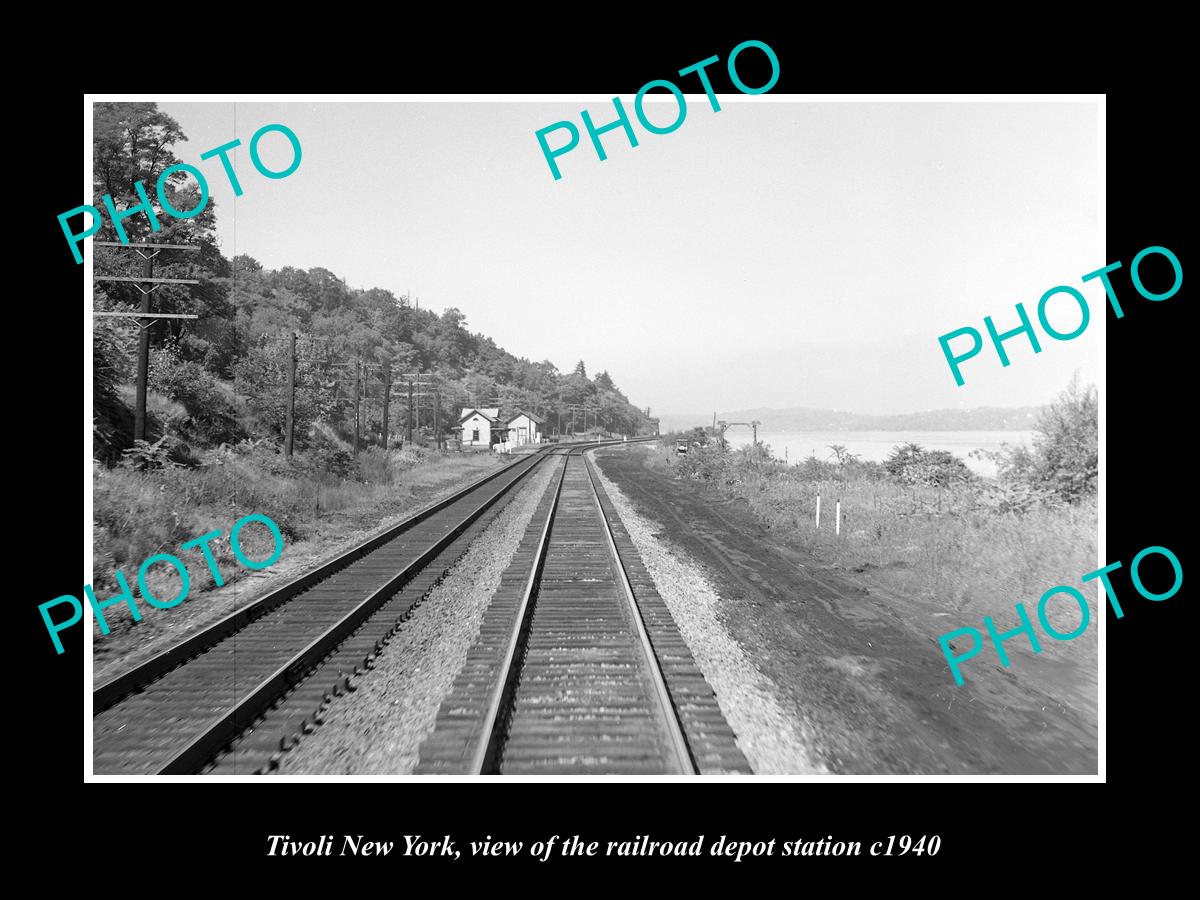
[94,241,200,443]
[326,357,387,451]
[564,404,599,437]
[400,372,435,445]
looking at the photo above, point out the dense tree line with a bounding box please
[91,103,654,464]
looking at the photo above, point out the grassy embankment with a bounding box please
[91,442,504,647]
[662,437,1097,663]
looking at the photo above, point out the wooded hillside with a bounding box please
[92,103,655,465]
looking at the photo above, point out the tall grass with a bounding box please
[667,439,1097,643]
[91,444,494,632]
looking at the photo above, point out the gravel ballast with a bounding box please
[590,448,829,775]
[278,458,559,775]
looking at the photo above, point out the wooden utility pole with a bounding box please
[262,333,333,455]
[352,359,361,454]
[94,242,199,442]
[284,332,297,456]
[134,252,153,441]
[407,381,414,444]
[382,362,392,450]
[399,373,436,445]
[434,388,442,449]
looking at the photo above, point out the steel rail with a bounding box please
[467,438,688,775]
[155,447,564,774]
[582,451,696,774]
[467,451,571,775]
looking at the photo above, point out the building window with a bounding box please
[472,428,479,442]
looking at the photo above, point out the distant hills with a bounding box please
[657,405,1042,434]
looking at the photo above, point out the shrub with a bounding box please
[884,443,974,487]
[119,436,178,470]
[673,441,732,482]
[794,455,841,482]
[1026,374,1097,502]
[149,341,243,447]
[988,375,1097,504]
[94,310,136,464]
[972,480,1063,515]
[309,445,355,480]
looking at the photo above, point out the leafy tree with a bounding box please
[1030,374,1097,501]
[93,103,185,206]
[828,444,861,465]
[232,340,338,450]
[92,102,220,253]
[992,374,1097,503]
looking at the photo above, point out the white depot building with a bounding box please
[505,410,544,446]
[459,408,500,447]
[458,408,546,449]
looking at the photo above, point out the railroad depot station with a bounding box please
[459,408,545,449]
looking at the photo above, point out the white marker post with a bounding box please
[836,499,842,536]
[815,493,821,529]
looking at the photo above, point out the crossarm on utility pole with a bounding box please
[95,276,200,285]
[95,242,201,251]
[92,312,199,320]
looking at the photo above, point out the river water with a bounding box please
[723,430,1035,477]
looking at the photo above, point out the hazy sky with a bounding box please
[158,100,1100,416]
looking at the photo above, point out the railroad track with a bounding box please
[417,448,750,775]
[92,443,617,775]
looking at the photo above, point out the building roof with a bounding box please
[506,409,546,425]
[459,407,500,424]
